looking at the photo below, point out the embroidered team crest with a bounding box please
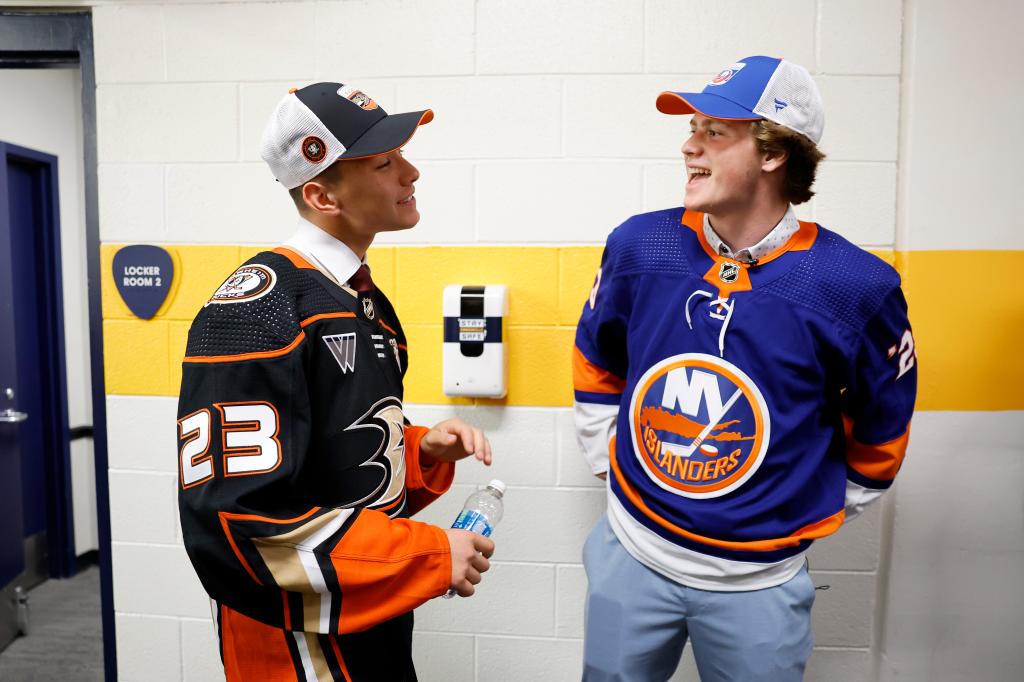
[337,85,379,111]
[301,135,327,163]
[719,262,740,283]
[629,353,770,499]
[709,62,746,86]
[323,333,357,373]
[362,297,375,320]
[208,264,277,305]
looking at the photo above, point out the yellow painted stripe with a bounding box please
[101,243,1018,411]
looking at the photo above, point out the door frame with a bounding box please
[0,10,116,680]
[0,143,76,580]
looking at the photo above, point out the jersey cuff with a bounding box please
[404,425,455,495]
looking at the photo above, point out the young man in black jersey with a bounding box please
[178,82,493,682]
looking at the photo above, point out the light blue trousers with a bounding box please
[582,515,815,682]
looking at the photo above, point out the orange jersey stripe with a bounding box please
[573,346,626,394]
[844,416,910,481]
[273,246,318,270]
[301,312,357,328]
[609,436,845,552]
[184,331,306,364]
[220,603,301,682]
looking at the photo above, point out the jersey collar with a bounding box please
[702,206,800,264]
[282,217,366,288]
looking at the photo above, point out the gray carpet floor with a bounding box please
[0,565,103,681]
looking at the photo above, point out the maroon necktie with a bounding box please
[348,264,375,294]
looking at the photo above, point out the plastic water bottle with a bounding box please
[443,479,506,599]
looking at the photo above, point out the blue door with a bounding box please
[0,142,75,652]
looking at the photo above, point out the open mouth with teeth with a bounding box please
[687,167,711,187]
[397,193,415,205]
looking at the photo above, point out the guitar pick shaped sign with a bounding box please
[112,245,174,320]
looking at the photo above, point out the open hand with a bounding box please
[420,418,492,465]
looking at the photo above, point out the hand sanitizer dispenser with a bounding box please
[442,285,508,398]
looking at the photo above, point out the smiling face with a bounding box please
[682,114,770,216]
[330,149,421,236]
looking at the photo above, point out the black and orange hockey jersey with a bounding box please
[177,246,452,681]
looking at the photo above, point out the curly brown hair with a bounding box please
[750,120,825,205]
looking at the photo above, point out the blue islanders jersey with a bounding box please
[573,207,917,590]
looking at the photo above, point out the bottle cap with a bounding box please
[486,479,506,496]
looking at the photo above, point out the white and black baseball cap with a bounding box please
[260,82,433,189]
[656,56,824,145]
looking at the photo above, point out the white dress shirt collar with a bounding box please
[282,217,365,287]
[702,206,801,264]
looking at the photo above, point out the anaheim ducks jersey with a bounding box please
[573,207,917,590]
[178,246,452,681]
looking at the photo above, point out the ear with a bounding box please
[761,148,789,173]
[301,181,342,216]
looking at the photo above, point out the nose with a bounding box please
[681,132,699,158]
[399,154,419,185]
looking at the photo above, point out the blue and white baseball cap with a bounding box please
[656,56,824,145]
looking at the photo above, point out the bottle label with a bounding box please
[451,510,493,537]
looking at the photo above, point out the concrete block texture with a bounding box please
[555,564,587,638]
[164,2,315,82]
[564,75,704,159]
[109,471,178,545]
[412,632,475,682]
[813,161,898,246]
[98,164,165,243]
[818,76,900,161]
[115,614,182,682]
[415,563,556,636]
[475,161,643,243]
[106,396,179,473]
[644,0,817,73]
[819,0,902,75]
[395,76,563,159]
[881,411,1024,682]
[476,636,584,681]
[809,571,876,648]
[556,409,605,488]
[112,542,210,619]
[93,4,165,84]
[97,84,238,164]
[315,0,475,79]
[165,163,296,244]
[477,0,643,74]
[181,618,224,682]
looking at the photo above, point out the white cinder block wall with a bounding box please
[93,1,1023,681]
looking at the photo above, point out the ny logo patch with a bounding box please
[323,333,357,373]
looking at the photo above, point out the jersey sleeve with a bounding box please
[403,425,455,515]
[840,285,918,520]
[178,312,451,636]
[573,238,630,475]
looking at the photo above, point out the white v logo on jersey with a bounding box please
[323,333,357,373]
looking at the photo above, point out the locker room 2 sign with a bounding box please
[112,245,174,320]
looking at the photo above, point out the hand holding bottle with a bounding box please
[444,529,494,597]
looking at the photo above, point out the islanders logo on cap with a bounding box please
[628,353,769,499]
[708,62,746,86]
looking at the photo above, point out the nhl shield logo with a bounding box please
[719,262,740,283]
[362,297,375,320]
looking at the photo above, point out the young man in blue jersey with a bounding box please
[573,56,917,681]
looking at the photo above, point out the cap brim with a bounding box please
[337,109,434,161]
[656,92,761,121]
